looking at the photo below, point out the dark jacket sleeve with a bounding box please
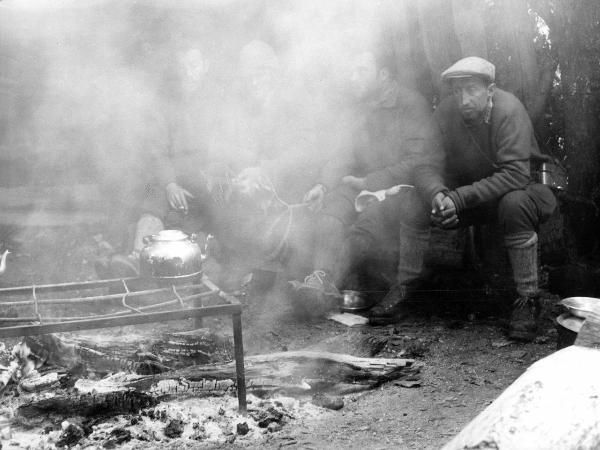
[144,111,177,188]
[447,106,532,212]
[363,136,422,192]
[317,125,357,190]
[364,92,438,192]
[411,111,447,205]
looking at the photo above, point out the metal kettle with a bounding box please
[139,230,206,280]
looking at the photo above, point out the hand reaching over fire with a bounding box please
[303,184,326,211]
[232,167,277,212]
[166,182,194,213]
[233,166,271,196]
[431,192,459,229]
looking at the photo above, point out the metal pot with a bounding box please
[556,312,584,349]
[139,230,205,280]
[560,296,600,319]
[341,290,371,312]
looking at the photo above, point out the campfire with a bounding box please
[0,275,420,447]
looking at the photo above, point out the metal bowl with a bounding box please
[556,312,584,333]
[556,312,583,349]
[341,290,370,312]
[560,297,600,319]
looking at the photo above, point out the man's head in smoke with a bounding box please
[349,45,397,101]
[239,40,280,105]
[177,47,210,95]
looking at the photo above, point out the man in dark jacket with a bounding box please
[102,46,219,277]
[292,48,438,311]
[371,56,556,341]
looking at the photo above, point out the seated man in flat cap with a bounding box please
[373,56,556,341]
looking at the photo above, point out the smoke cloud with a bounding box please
[0,0,414,298]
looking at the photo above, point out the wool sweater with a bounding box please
[414,88,549,212]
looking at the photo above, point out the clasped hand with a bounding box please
[431,192,459,229]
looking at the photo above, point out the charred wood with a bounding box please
[16,391,159,425]
[15,351,418,420]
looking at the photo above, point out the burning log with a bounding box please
[0,341,48,393]
[24,328,233,376]
[123,351,419,397]
[14,351,418,420]
[17,391,159,424]
[0,360,19,392]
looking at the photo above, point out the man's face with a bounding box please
[450,77,493,122]
[350,52,379,100]
[242,63,277,105]
[179,49,209,94]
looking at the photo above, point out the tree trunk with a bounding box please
[451,0,488,59]
[487,0,548,123]
[416,0,462,95]
[543,0,600,253]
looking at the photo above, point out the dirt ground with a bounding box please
[0,223,560,449]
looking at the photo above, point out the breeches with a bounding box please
[456,183,556,235]
[348,183,556,249]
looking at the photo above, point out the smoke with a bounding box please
[0,0,413,297]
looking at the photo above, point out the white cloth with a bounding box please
[354,184,414,212]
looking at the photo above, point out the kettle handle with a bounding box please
[189,233,208,260]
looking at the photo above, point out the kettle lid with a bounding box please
[152,229,188,242]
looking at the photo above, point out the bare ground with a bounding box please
[0,224,559,449]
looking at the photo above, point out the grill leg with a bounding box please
[232,312,247,414]
[192,274,204,329]
[193,295,204,329]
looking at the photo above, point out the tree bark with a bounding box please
[416,0,462,95]
[487,0,545,121]
[451,0,488,59]
[550,1,600,197]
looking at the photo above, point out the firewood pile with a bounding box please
[0,328,420,448]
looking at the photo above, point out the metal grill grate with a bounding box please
[0,275,247,413]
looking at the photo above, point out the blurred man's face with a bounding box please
[242,63,276,104]
[450,77,493,122]
[350,52,379,100]
[179,49,209,94]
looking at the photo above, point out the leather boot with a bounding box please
[505,232,540,341]
[369,224,429,324]
[508,294,540,341]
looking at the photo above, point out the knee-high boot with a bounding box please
[369,224,430,323]
[505,232,539,341]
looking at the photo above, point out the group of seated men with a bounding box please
[99,39,557,343]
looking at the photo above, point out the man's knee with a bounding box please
[317,214,345,238]
[497,190,538,234]
[384,189,430,229]
[133,213,164,253]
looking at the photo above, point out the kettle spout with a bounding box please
[0,250,10,276]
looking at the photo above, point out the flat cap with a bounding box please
[441,56,495,83]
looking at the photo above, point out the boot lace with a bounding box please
[514,296,535,309]
[304,270,328,286]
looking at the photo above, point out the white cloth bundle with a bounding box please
[354,184,414,212]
